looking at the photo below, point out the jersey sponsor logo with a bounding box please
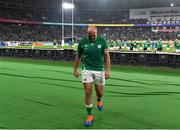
[98,44,102,49]
[84,44,88,49]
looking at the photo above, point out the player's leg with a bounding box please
[94,71,105,111]
[84,83,93,126]
[84,83,93,115]
[95,85,104,99]
[81,70,94,127]
[95,84,104,111]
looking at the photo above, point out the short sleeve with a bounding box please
[102,37,108,50]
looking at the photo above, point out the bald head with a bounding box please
[87,26,97,33]
[87,26,97,42]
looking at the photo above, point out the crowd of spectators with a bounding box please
[0,7,148,24]
[0,23,179,42]
[0,8,59,22]
[0,7,179,24]
[147,17,180,24]
[0,23,62,41]
[102,27,179,41]
[0,7,179,42]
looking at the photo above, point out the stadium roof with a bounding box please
[0,0,180,11]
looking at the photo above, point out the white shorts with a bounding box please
[81,70,105,86]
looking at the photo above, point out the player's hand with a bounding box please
[105,70,110,80]
[74,70,79,79]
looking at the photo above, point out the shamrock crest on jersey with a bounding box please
[98,44,102,49]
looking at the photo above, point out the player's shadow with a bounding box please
[38,69,72,75]
[12,95,57,108]
[140,79,180,87]
[0,72,79,83]
[105,90,180,97]
[0,67,17,70]
[110,77,155,86]
[107,83,144,88]
[110,77,180,87]
[0,125,9,129]
[36,82,82,90]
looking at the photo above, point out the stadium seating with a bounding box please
[0,23,179,42]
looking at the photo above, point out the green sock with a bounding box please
[97,97,101,102]
[86,104,93,115]
[86,107,92,115]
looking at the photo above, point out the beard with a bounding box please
[88,35,96,42]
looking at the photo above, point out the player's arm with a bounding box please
[102,37,111,79]
[74,54,81,79]
[74,40,82,79]
[104,49,111,79]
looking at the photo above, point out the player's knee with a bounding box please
[85,88,92,97]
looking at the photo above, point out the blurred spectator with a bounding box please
[0,23,179,41]
[0,7,179,42]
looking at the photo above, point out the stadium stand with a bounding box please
[0,5,179,43]
[0,7,148,24]
[0,23,179,41]
[0,0,180,68]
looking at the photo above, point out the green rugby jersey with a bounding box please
[77,36,108,71]
[133,42,137,48]
[174,41,180,49]
[156,40,162,49]
[144,42,148,49]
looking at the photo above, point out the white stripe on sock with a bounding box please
[85,104,93,108]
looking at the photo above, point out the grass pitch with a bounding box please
[0,57,180,129]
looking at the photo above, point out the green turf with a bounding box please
[0,58,180,129]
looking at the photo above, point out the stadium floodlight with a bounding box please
[62,2,74,9]
[62,0,74,47]
[170,3,174,7]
